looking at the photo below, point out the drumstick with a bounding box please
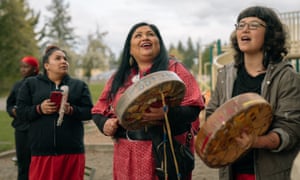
[57,85,69,126]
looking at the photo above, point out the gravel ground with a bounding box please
[0,121,218,180]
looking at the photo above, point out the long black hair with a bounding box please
[108,22,169,101]
[231,6,289,68]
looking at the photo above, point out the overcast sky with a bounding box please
[27,0,299,55]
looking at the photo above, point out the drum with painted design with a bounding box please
[116,71,186,130]
[195,93,272,168]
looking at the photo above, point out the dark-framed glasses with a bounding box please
[235,21,266,30]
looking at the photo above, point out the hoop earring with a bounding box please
[129,56,134,66]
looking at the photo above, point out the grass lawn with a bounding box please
[0,111,15,152]
[88,82,105,104]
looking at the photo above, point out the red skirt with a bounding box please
[29,153,85,180]
[113,139,158,180]
[113,134,194,180]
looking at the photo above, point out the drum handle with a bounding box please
[160,91,181,180]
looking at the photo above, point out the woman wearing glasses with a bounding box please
[206,6,300,180]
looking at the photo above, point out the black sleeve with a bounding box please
[70,81,93,121]
[167,106,201,134]
[92,114,109,134]
[168,106,200,123]
[6,82,20,118]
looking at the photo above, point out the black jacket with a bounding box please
[16,74,93,156]
[6,79,29,131]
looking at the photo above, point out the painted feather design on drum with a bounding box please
[116,71,186,130]
[195,93,272,168]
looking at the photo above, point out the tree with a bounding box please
[41,0,76,49]
[0,0,39,95]
[40,0,77,75]
[198,44,212,74]
[182,37,197,70]
[82,28,114,82]
[176,41,185,57]
[168,43,184,61]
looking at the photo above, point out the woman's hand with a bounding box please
[235,130,280,150]
[103,118,119,136]
[12,107,17,117]
[63,102,72,115]
[40,99,58,114]
[142,107,165,122]
[235,131,257,150]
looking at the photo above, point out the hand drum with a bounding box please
[195,93,272,168]
[116,71,186,130]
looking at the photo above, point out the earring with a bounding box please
[264,50,268,59]
[129,56,134,66]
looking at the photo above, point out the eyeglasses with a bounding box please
[235,21,266,30]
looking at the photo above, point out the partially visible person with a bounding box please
[92,22,204,180]
[6,56,39,180]
[206,6,300,180]
[291,151,300,180]
[16,45,93,180]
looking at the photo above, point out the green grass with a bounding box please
[0,111,15,152]
[88,82,105,104]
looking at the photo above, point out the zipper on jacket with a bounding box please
[53,118,57,155]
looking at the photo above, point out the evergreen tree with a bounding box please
[182,37,196,70]
[202,45,212,75]
[0,0,39,94]
[41,0,76,49]
[168,43,184,61]
[177,41,185,56]
[40,0,77,75]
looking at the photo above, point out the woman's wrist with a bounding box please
[254,132,280,149]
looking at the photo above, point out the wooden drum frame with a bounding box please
[195,93,272,168]
[116,71,186,130]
